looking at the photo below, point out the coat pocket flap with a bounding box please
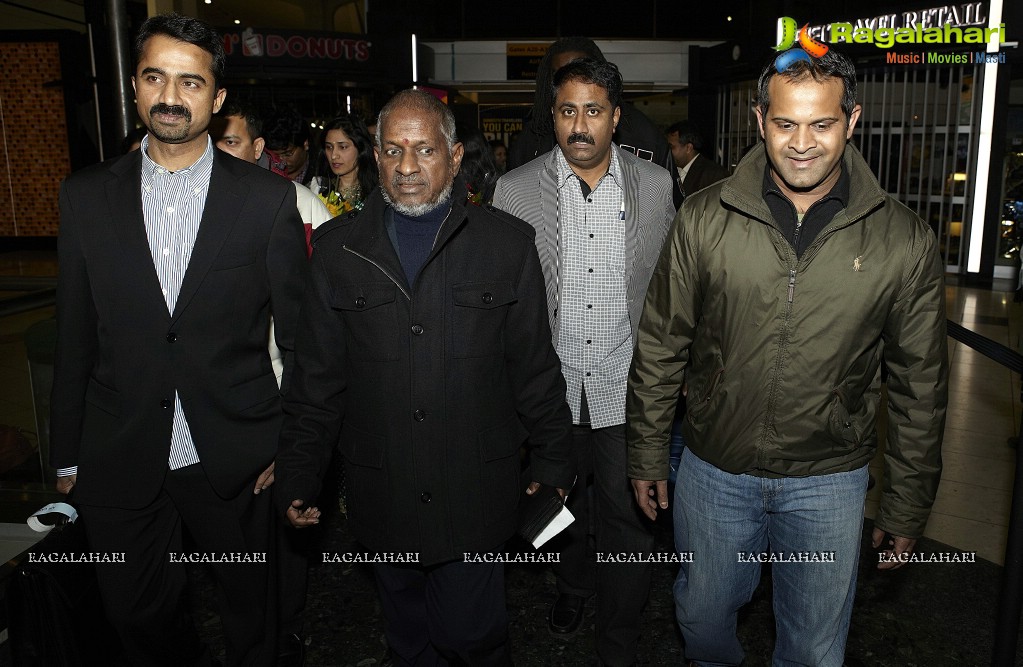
[85,378,121,416]
[333,284,397,312]
[211,252,255,271]
[341,423,386,469]
[452,281,516,309]
[227,374,280,411]
[479,416,530,462]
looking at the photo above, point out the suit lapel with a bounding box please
[105,153,171,320]
[171,154,247,323]
[618,147,640,282]
[683,156,705,195]
[539,155,561,334]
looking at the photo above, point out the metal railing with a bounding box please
[946,321,1023,665]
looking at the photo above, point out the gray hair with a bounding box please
[375,89,457,152]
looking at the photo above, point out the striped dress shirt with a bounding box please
[142,134,214,469]
[56,136,214,477]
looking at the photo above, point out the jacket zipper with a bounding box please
[763,217,847,460]
[341,246,411,301]
[430,209,453,254]
[759,239,798,465]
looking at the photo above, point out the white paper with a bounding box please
[26,502,78,533]
[531,504,575,549]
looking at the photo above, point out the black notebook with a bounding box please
[517,481,574,548]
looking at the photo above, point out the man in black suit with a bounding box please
[666,120,730,209]
[51,14,307,666]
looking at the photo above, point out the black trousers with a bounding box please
[277,524,308,636]
[78,463,276,667]
[550,423,655,666]
[373,556,512,666]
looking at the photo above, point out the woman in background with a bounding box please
[309,114,377,215]
[456,123,499,205]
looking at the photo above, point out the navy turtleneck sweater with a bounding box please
[391,202,451,286]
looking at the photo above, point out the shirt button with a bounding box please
[167,207,174,213]
[414,409,426,422]
[161,399,172,409]
[420,492,432,503]
[586,339,592,344]
[166,332,177,343]
[587,198,592,203]
[585,372,591,377]
[411,324,424,335]
[482,292,493,304]
[587,268,593,273]
[589,234,594,238]
[162,248,170,256]
[586,304,592,309]
[355,297,366,308]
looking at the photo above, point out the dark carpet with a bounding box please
[190,502,1021,666]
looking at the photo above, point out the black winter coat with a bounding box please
[275,191,575,565]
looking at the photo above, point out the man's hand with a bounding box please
[253,462,274,494]
[56,474,77,495]
[525,481,567,499]
[286,499,320,528]
[631,479,668,521]
[872,527,918,570]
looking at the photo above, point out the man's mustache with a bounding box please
[567,132,595,145]
[150,104,191,120]
[393,174,422,186]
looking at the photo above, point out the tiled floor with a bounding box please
[2,251,1022,565]
[864,281,1023,564]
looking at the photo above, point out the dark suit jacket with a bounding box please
[51,147,308,509]
[673,153,730,210]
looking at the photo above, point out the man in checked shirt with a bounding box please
[493,58,675,666]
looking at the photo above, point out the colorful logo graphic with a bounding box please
[774,17,829,71]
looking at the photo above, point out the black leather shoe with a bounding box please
[277,633,305,667]
[549,593,588,635]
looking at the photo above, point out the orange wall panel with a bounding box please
[0,41,70,236]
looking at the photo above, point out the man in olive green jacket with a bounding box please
[627,50,947,666]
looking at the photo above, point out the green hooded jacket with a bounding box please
[626,142,948,538]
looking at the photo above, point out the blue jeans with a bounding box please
[673,448,868,666]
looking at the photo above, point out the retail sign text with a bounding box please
[807,2,990,41]
[223,28,370,62]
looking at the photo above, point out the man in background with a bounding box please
[264,106,314,185]
[213,99,331,258]
[665,120,729,209]
[211,98,331,666]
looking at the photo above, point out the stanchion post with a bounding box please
[992,378,1023,665]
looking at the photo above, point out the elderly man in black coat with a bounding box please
[275,89,574,665]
